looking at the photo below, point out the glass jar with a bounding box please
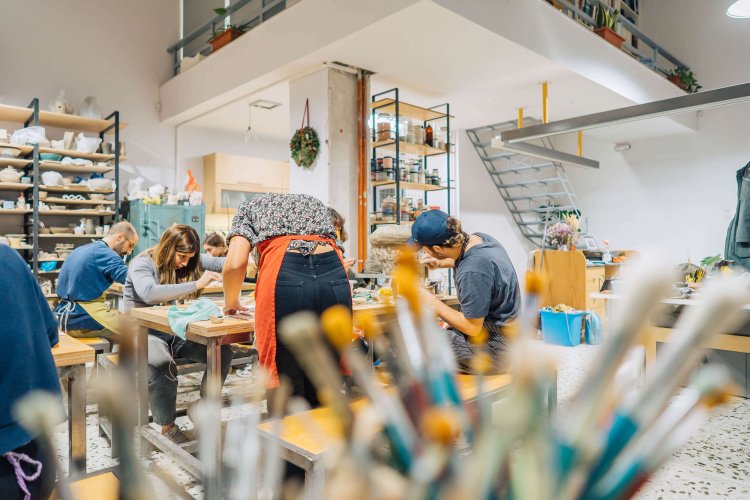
[409,170,419,183]
[382,196,395,218]
[376,112,392,142]
[383,156,394,170]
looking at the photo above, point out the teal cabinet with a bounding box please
[127,201,206,256]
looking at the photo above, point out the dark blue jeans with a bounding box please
[275,251,352,407]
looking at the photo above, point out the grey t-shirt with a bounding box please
[454,233,521,332]
[124,254,225,310]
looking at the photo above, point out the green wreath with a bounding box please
[290,126,320,169]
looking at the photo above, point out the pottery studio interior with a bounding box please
[1,1,750,499]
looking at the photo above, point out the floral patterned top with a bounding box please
[227,193,338,255]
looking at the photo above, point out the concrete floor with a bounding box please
[51,340,750,498]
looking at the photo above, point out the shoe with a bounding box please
[162,425,191,445]
[234,364,253,378]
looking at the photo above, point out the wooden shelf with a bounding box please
[38,161,113,174]
[369,217,414,226]
[371,99,450,122]
[0,157,32,168]
[39,269,60,275]
[43,196,114,206]
[41,185,114,195]
[372,140,446,157]
[39,209,115,216]
[0,104,126,134]
[37,257,65,262]
[38,234,103,239]
[1,144,35,156]
[38,147,114,162]
[372,180,448,192]
[0,208,31,215]
[0,182,32,191]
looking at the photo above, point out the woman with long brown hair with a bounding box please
[124,224,232,444]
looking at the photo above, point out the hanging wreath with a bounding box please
[290,99,320,169]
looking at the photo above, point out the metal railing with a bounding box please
[167,0,289,75]
[551,0,689,76]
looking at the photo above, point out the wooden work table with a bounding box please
[591,292,750,398]
[52,334,95,475]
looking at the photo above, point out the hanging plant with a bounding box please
[290,99,320,169]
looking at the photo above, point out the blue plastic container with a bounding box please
[540,309,584,347]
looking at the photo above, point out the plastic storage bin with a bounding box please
[540,309,584,347]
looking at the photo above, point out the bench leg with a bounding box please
[68,364,87,475]
[305,463,325,500]
[135,324,150,457]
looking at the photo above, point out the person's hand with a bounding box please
[343,257,356,270]
[420,256,454,270]
[223,301,250,316]
[196,270,222,289]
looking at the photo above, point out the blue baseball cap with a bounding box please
[408,210,452,247]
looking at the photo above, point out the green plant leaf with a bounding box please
[214,7,228,16]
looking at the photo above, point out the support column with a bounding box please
[289,67,359,258]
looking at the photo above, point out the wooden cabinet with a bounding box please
[203,153,290,214]
[531,250,630,318]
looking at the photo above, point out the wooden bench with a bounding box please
[60,471,119,500]
[256,374,539,495]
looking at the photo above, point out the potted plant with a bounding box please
[208,7,246,52]
[594,5,625,49]
[545,222,574,251]
[667,68,702,94]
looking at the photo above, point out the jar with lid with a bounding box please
[431,168,440,185]
[382,196,395,218]
[407,122,418,144]
[418,169,426,184]
[400,198,412,220]
[409,169,419,183]
[415,125,425,145]
[383,156,394,170]
[432,126,441,150]
[440,127,449,151]
[376,112,392,142]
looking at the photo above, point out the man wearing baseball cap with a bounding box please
[409,210,520,372]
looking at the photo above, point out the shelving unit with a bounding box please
[369,89,454,229]
[0,99,123,294]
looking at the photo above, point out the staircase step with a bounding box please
[496,178,562,188]
[505,192,568,202]
[481,152,518,161]
[491,163,556,174]
[510,205,576,214]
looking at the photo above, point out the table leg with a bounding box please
[204,338,223,499]
[68,364,87,475]
[134,324,150,457]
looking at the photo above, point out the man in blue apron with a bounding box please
[54,221,138,337]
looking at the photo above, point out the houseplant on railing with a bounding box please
[667,68,702,94]
[208,7,246,52]
[594,4,625,49]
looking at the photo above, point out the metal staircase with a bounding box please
[466,119,582,247]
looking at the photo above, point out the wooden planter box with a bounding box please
[594,27,626,49]
[209,27,244,53]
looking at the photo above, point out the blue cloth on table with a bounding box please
[167,299,223,340]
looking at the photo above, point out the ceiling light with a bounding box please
[614,142,631,152]
[248,99,281,110]
[727,0,750,18]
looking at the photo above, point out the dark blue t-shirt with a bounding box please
[0,244,62,453]
[454,233,521,331]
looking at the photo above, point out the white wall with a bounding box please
[0,0,179,191]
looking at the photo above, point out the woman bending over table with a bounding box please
[222,193,352,407]
[124,224,232,444]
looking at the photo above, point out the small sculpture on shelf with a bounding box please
[48,90,72,114]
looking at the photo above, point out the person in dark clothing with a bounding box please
[0,244,63,499]
[409,210,521,372]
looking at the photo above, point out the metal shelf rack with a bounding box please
[0,99,122,282]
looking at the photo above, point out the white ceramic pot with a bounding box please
[75,133,102,154]
[0,166,22,183]
[42,171,63,187]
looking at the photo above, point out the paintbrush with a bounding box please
[279,311,354,437]
[580,276,749,494]
[589,365,736,500]
[12,391,72,500]
[323,305,417,470]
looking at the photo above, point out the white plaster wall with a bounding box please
[0,0,180,190]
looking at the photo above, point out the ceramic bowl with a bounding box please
[40,153,63,161]
[87,178,113,190]
[88,193,106,201]
[0,145,22,158]
[50,227,73,234]
[61,176,74,186]
[42,171,63,187]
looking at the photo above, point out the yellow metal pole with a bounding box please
[542,81,549,124]
[578,130,583,156]
[518,107,524,128]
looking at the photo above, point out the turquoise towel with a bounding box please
[167,299,223,339]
